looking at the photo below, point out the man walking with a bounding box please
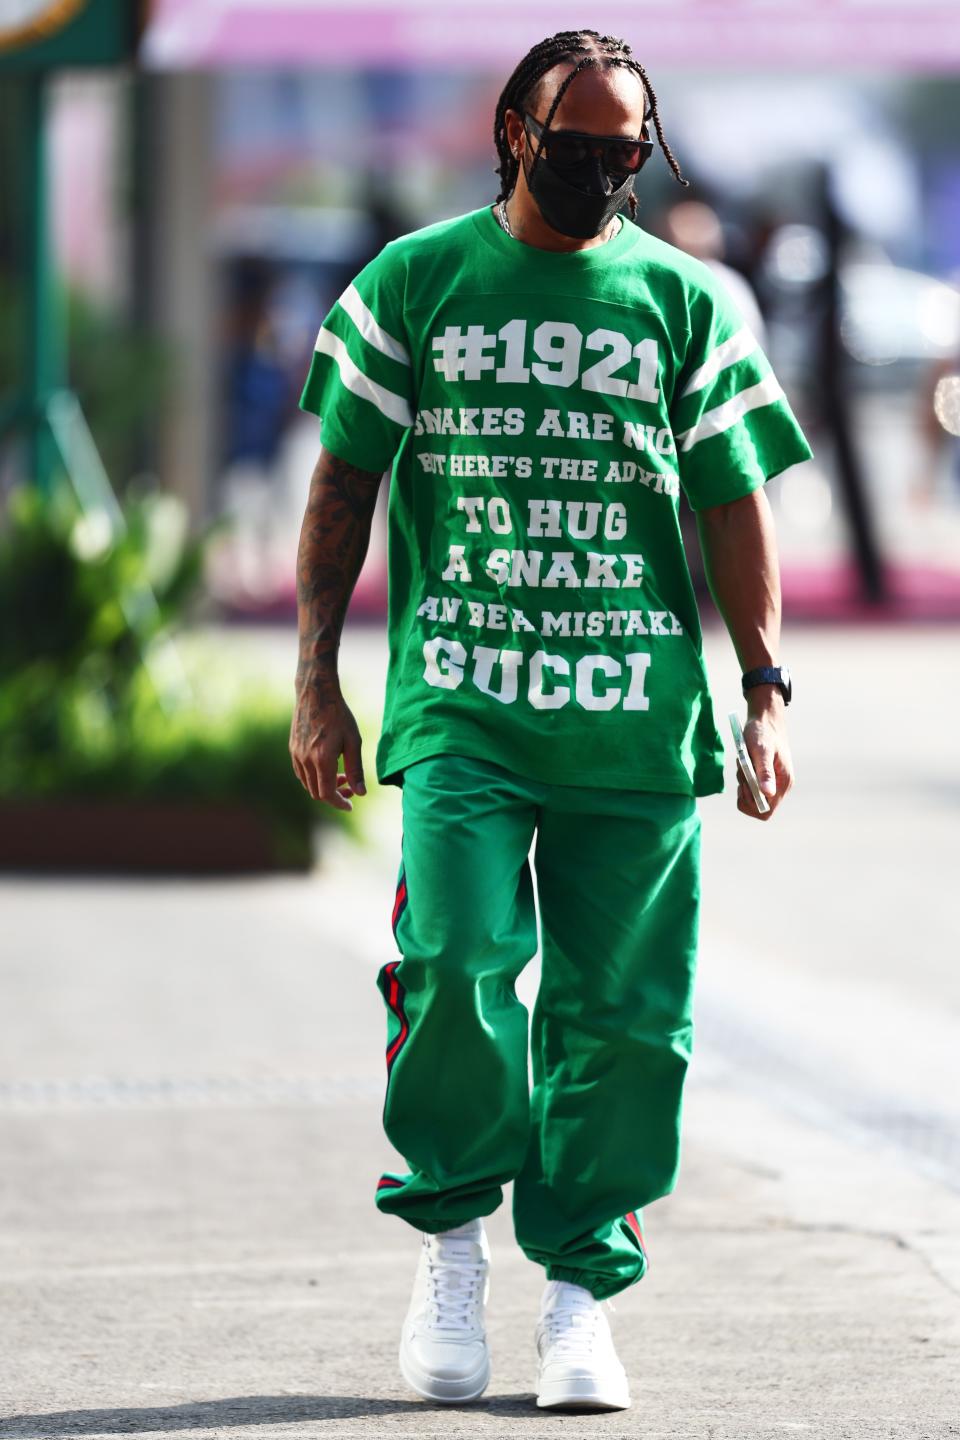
[290,30,810,1412]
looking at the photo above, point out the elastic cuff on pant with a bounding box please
[545,1259,648,1302]
[395,1213,490,1236]
[375,1181,501,1235]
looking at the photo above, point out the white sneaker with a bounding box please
[535,1280,631,1411]
[398,1219,491,1404]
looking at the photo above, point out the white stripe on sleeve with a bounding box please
[314,327,413,429]
[680,326,757,398]
[677,373,784,452]
[338,283,411,366]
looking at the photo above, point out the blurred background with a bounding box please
[1,4,959,1433]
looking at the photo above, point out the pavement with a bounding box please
[1,622,959,1439]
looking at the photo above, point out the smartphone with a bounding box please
[728,712,771,815]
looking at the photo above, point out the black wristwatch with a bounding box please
[741,665,792,706]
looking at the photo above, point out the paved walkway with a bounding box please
[1,623,958,1438]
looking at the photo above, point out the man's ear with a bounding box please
[505,109,527,161]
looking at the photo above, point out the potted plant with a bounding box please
[0,480,346,871]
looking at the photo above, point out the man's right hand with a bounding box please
[289,446,382,810]
[289,676,366,811]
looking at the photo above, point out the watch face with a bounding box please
[0,0,85,47]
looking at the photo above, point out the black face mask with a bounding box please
[524,147,635,240]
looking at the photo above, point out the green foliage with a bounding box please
[0,279,172,491]
[0,480,207,681]
[67,288,173,489]
[0,480,342,857]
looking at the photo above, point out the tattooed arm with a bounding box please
[289,447,383,810]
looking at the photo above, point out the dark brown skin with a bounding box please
[697,488,794,821]
[289,446,382,811]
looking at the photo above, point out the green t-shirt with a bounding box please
[299,205,812,796]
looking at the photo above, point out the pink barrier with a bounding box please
[143,1,960,70]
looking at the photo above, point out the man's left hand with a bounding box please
[738,698,794,821]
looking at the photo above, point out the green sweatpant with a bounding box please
[375,753,701,1301]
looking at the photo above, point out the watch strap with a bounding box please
[741,665,790,704]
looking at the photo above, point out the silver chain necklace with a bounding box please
[495,198,621,245]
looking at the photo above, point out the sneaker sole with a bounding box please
[399,1345,491,1405]
[536,1375,631,1411]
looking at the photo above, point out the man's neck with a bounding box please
[500,193,621,253]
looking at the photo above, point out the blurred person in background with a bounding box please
[661,198,767,347]
[220,259,301,595]
[290,29,809,1414]
[223,258,297,475]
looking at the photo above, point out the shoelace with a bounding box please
[423,1243,486,1332]
[541,1299,604,1359]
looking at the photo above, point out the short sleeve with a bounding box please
[670,275,813,512]
[299,243,415,474]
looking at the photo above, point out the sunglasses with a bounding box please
[523,112,654,176]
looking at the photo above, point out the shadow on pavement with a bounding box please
[0,1392,549,1435]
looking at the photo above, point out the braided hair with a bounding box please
[493,30,688,219]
